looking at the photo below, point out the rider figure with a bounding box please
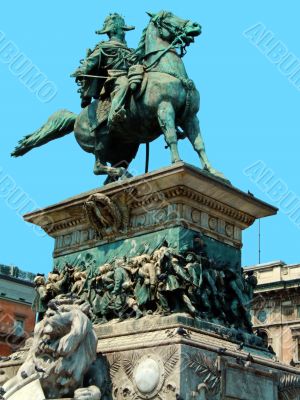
[71,14,135,125]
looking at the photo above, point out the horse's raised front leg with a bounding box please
[93,135,131,182]
[158,102,181,164]
[182,116,227,180]
[94,154,127,178]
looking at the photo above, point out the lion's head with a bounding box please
[3,295,98,399]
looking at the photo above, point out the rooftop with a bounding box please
[0,264,35,305]
[246,260,300,292]
[0,264,35,283]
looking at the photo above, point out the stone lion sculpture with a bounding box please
[1,295,101,399]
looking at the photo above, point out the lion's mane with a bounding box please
[4,296,98,398]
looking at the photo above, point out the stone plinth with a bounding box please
[2,316,300,400]
[92,315,296,400]
[23,162,277,270]
[1,163,299,400]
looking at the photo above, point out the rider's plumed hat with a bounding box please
[96,13,135,35]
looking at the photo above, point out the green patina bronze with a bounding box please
[33,227,253,334]
[53,227,241,275]
[12,11,225,184]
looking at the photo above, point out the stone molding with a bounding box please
[23,163,277,256]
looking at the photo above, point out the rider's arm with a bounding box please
[71,45,102,77]
[81,46,102,74]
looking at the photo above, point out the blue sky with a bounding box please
[1,1,300,274]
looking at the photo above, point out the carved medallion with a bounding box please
[109,346,179,400]
[225,224,234,238]
[208,217,217,231]
[191,209,201,224]
[133,355,164,398]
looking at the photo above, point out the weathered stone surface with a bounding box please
[4,376,45,400]
[2,296,99,400]
[94,314,266,351]
[221,362,277,400]
[93,316,294,400]
[21,163,277,333]
[11,163,290,399]
[23,163,277,258]
[3,314,300,399]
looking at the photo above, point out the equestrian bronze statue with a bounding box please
[12,11,225,183]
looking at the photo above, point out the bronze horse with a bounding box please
[12,11,225,183]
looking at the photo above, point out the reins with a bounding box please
[142,16,190,71]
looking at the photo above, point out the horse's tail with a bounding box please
[11,109,77,157]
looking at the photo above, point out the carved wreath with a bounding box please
[84,193,131,238]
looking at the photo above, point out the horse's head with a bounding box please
[147,11,201,46]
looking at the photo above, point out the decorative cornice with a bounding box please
[46,217,85,235]
[131,185,255,226]
[44,185,252,240]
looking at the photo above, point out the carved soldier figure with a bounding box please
[92,263,115,324]
[71,13,135,125]
[224,267,253,332]
[243,270,258,330]
[32,274,48,322]
[71,271,88,301]
[183,252,203,311]
[46,266,72,298]
[243,270,258,302]
[132,254,158,312]
[111,258,143,320]
[197,257,224,321]
[154,246,197,316]
[185,252,203,288]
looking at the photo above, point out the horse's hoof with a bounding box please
[93,166,102,176]
[206,167,230,183]
[123,170,133,179]
[104,176,114,185]
[118,167,133,180]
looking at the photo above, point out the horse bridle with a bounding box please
[144,12,190,71]
[152,12,190,41]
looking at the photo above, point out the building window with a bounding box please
[14,319,24,337]
[257,330,269,347]
[282,301,294,317]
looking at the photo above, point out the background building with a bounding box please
[0,264,35,356]
[248,260,300,365]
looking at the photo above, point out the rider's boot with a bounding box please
[108,76,129,126]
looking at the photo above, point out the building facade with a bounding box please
[0,265,36,356]
[248,260,300,365]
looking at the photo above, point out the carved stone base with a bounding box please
[94,315,298,400]
[9,164,295,399]
[21,163,279,331]
[1,315,300,399]
[23,162,277,266]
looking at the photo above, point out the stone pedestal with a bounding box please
[93,315,293,400]
[13,163,300,400]
[23,162,277,270]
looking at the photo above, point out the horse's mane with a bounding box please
[134,26,148,62]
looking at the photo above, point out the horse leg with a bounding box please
[93,127,131,180]
[182,115,226,180]
[157,102,181,163]
[94,151,130,180]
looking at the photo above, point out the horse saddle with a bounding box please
[87,69,148,132]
